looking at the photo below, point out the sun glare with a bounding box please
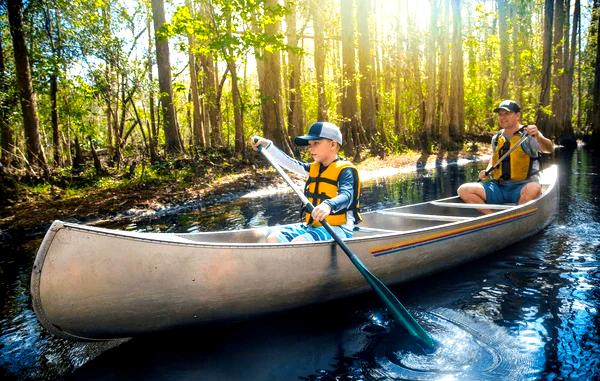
[374,0,432,35]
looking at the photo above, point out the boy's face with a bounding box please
[307,139,338,163]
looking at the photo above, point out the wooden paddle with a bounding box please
[481,126,530,180]
[256,140,435,349]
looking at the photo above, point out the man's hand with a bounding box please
[478,169,490,181]
[524,124,540,138]
[311,202,331,222]
[250,136,272,151]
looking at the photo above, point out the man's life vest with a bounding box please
[491,129,538,182]
[303,159,361,227]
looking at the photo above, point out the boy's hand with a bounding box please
[250,136,272,151]
[311,202,331,222]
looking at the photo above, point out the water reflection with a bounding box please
[0,149,599,380]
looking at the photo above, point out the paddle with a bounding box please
[480,126,530,181]
[255,139,435,349]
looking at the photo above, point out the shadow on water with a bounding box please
[1,148,599,380]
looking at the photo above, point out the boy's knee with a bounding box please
[266,232,282,243]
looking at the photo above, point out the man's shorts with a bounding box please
[270,223,352,242]
[482,180,527,204]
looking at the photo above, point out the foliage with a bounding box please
[0,0,597,182]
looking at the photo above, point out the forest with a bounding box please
[0,0,599,185]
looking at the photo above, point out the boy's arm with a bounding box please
[264,143,310,175]
[323,168,355,213]
[252,136,309,174]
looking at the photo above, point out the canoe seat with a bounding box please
[430,201,515,210]
[376,210,470,222]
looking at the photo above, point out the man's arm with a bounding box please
[525,125,554,153]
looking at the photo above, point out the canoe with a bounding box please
[31,165,559,341]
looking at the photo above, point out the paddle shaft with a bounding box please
[482,127,530,179]
[257,143,434,349]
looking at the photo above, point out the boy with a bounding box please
[251,122,361,243]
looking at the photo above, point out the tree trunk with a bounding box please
[311,0,327,122]
[438,0,451,150]
[258,0,291,153]
[49,73,63,167]
[393,7,405,139]
[151,0,183,155]
[146,16,160,162]
[357,0,378,153]
[189,50,205,149]
[537,0,554,134]
[286,0,305,141]
[497,0,510,99]
[340,0,359,159]
[227,59,245,154]
[88,137,106,176]
[7,0,48,175]
[576,0,582,132]
[449,0,465,143]
[186,0,205,149]
[43,6,63,167]
[71,135,85,173]
[0,33,15,167]
[549,0,566,140]
[198,0,220,147]
[511,4,523,105]
[591,0,600,145]
[202,54,221,147]
[562,0,579,148]
[422,0,438,153]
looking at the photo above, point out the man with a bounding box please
[457,100,554,208]
[251,122,361,242]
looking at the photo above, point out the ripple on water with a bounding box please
[368,308,536,381]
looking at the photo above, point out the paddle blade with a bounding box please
[352,257,435,349]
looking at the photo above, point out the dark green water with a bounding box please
[1,148,598,380]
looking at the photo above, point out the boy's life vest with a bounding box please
[303,159,362,227]
[491,129,539,182]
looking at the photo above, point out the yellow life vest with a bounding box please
[491,131,534,182]
[304,159,361,227]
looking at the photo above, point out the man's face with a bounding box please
[497,110,520,129]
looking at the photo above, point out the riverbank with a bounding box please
[0,147,489,244]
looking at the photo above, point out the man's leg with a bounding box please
[457,182,487,204]
[518,182,542,204]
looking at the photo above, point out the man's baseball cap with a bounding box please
[294,122,343,146]
[494,99,521,113]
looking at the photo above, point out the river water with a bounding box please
[0,148,598,380]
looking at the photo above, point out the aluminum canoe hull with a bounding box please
[30,165,559,340]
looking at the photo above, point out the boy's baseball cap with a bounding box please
[294,122,343,146]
